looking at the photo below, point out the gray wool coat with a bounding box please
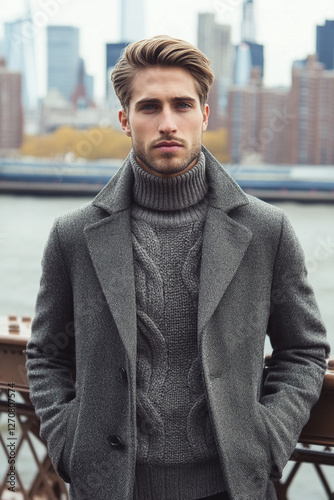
[26,146,330,500]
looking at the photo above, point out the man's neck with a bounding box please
[130,150,208,213]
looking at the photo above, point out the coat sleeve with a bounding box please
[25,219,76,482]
[260,212,330,479]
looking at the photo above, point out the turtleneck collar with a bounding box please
[130,151,208,212]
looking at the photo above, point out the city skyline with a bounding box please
[1,0,334,101]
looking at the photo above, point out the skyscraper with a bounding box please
[197,13,233,128]
[71,58,95,108]
[121,0,146,42]
[234,43,252,85]
[316,20,334,70]
[248,42,264,78]
[105,42,129,127]
[0,59,23,150]
[197,13,216,63]
[228,84,260,163]
[47,26,80,102]
[234,41,264,83]
[234,1,264,85]
[198,13,234,84]
[228,81,290,165]
[215,24,234,112]
[260,87,290,164]
[106,42,128,97]
[241,0,256,42]
[4,17,38,110]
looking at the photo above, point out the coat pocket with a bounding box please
[58,398,79,483]
[256,402,289,481]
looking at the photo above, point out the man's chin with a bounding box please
[135,148,200,177]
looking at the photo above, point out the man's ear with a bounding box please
[202,104,210,132]
[119,109,131,137]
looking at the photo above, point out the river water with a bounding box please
[0,194,333,498]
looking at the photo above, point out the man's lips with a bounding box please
[154,141,183,153]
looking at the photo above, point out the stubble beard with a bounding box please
[133,139,202,176]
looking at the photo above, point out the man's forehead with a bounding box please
[130,66,200,104]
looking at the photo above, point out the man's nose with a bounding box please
[158,108,177,135]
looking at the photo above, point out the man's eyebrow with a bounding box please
[134,96,197,107]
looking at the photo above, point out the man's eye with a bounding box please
[177,102,191,109]
[141,104,157,111]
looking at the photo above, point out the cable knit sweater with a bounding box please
[130,152,226,500]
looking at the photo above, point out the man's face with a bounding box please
[119,66,209,178]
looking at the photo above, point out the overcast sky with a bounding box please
[1,0,334,101]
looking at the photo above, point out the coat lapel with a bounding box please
[198,147,253,334]
[198,207,252,334]
[84,211,137,364]
[84,157,137,364]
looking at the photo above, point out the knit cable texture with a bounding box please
[132,215,218,465]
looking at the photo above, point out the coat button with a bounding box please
[108,435,124,448]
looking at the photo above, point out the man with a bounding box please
[26,36,329,500]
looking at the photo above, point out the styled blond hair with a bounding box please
[111,35,214,111]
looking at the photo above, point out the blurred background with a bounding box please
[0,0,334,498]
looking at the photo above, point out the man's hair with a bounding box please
[111,35,214,112]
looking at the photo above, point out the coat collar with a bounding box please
[91,152,134,214]
[201,146,249,211]
[91,146,250,215]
